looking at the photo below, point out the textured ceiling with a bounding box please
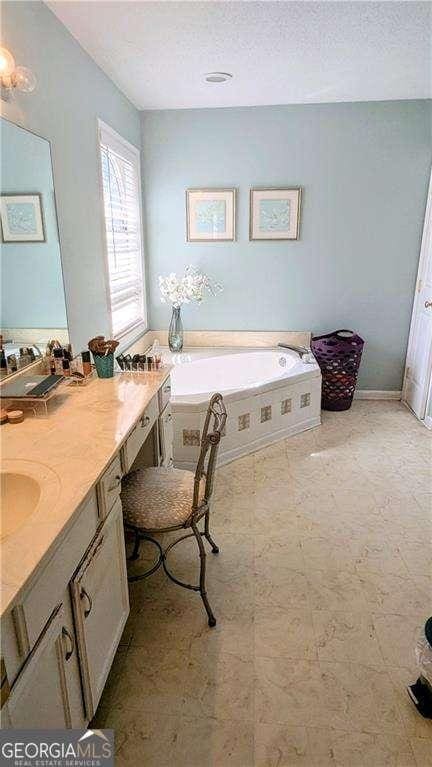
[47,1,431,110]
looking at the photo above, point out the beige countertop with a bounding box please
[0,369,171,616]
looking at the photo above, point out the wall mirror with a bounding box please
[0,117,69,377]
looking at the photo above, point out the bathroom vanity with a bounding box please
[0,370,173,728]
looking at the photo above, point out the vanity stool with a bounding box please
[121,392,227,627]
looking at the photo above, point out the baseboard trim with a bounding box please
[354,390,401,400]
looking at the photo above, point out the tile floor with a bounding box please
[93,401,431,766]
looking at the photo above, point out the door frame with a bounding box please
[402,167,432,425]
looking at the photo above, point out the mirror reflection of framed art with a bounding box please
[0,193,46,243]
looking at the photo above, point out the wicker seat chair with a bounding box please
[121,392,227,627]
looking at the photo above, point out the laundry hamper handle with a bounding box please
[312,329,355,341]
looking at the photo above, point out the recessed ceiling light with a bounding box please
[204,72,233,84]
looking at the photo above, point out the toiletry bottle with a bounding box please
[53,348,64,374]
[139,355,146,371]
[81,351,92,376]
[7,354,17,373]
[62,359,71,377]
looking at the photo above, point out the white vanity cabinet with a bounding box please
[70,498,129,719]
[6,599,85,729]
[1,372,173,729]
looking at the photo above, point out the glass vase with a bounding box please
[168,306,184,352]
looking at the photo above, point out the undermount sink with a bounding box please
[1,472,42,540]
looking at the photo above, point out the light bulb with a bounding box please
[0,47,15,77]
[12,66,36,93]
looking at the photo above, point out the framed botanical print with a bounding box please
[0,193,46,242]
[250,187,301,241]
[186,188,236,242]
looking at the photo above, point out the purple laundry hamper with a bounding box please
[311,329,365,411]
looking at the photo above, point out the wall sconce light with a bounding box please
[0,46,36,100]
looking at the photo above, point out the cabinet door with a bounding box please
[71,498,129,719]
[6,600,85,729]
[159,403,174,467]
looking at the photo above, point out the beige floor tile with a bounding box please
[410,736,432,766]
[254,723,310,766]
[317,660,404,734]
[312,610,383,665]
[255,532,304,571]
[255,567,310,611]
[357,570,429,617]
[212,490,255,532]
[174,715,254,767]
[182,651,255,722]
[300,534,355,572]
[350,538,409,575]
[107,646,187,716]
[254,657,325,728]
[306,726,416,767]
[95,708,180,767]
[398,538,432,577]
[307,568,369,612]
[255,607,317,661]
[373,613,425,668]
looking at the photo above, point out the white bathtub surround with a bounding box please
[166,347,321,468]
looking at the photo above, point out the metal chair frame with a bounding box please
[124,393,227,627]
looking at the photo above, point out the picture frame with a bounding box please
[186,188,236,242]
[0,193,46,243]
[250,187,302,241]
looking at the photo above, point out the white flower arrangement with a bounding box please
[159,265,222,308]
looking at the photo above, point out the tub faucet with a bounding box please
[278,343,314,363]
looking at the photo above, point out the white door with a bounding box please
[403,169,432,420]
[70,498,129,719]
[6,600,86,729]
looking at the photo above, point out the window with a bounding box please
[98,120,146,339]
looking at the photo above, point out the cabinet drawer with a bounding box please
[122,395,158,472]
[20,490,99,653]
[158,376,171,413]
[97,454,122,520]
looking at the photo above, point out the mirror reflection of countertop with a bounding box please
[0,368,171,616]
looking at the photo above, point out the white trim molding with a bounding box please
[354,390,401,400]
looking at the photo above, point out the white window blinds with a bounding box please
[99,121,146,339]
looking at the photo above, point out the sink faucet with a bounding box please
[278,343,314,363]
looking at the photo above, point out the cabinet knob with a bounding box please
[62,626,75,661]
[80,587,93,618]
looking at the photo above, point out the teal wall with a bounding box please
[142,101,431,389]
[2,1,143,353]
[1,118,68,329]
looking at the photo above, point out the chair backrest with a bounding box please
[192,393,227,510]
